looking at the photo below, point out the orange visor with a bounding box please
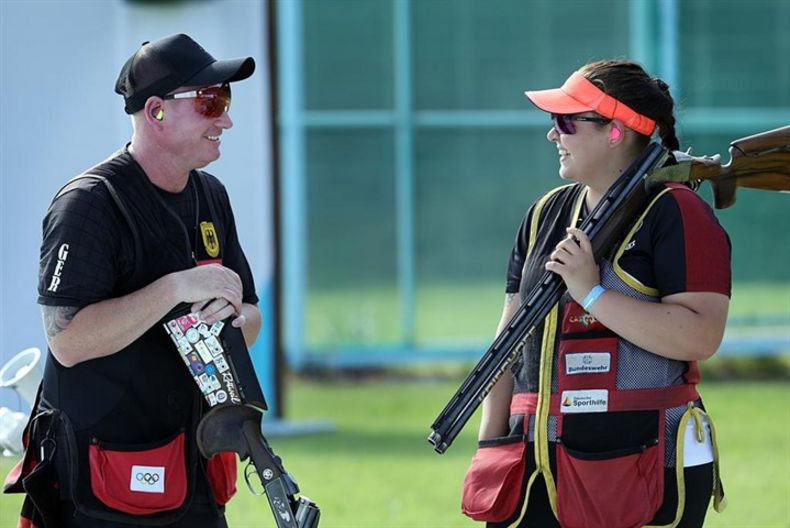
[524,72,656,136]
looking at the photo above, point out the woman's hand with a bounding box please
[544,227,600,303]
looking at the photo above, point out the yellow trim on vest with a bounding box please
[525,184,576,262]
[507,469,541,528]
[538,189,584,519]
[509,305,560,527]
[611,187,674,296]
[571,187,587,229]
[538,305,559,517]
[644,403,727,528]
[644,404,691,528]
[513,186,585,524]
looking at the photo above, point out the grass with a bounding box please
[1,283,786,525]
[226,378,480,528]
[305,281,790,348]
[3,378,786,527]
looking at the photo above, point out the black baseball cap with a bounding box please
[115,33,255,114]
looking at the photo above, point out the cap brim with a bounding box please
[524,87,594,114]
[185,56,256,87]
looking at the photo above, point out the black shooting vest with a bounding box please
[40,149,231,524]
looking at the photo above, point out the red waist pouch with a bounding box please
[556,438,663,528]
[88,431,187,515]
[461,435,527,523]
[206,452,237,505]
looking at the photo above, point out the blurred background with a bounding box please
[1,0,788,527]
[279,0,789,368]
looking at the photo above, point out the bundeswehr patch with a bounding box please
[565,352,611,375]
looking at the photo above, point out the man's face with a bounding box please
[160,84,233,170]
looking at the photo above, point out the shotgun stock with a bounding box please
[198,404,320,528]
[427,143,669,454]
[648,125,790,208]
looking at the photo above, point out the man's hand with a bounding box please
[190,297,260,349]
[192,298,243,326]
[173,264,243,316]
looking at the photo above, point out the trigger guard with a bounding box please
[244,461,265,496]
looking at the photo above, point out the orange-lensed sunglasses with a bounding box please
[163,83,231,118]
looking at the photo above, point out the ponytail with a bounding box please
[653,79,680,151]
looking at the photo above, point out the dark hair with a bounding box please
[578,60,679,151]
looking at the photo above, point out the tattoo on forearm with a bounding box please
[42,306,81,339]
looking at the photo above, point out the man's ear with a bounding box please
[144,98,165,124]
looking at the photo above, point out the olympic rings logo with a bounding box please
[136,472,160,485]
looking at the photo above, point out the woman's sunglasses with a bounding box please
[551,113,611,135]
[163,83,232,118]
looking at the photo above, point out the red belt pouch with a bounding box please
[206,452,237,505]
[461,435,527,523]
[89,431,187,515]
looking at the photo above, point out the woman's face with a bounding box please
[547,113,612,184]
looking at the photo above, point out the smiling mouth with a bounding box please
[206,135,221,142]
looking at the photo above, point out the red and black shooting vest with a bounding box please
[463,183,726,528]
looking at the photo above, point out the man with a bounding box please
[9,34,261,527]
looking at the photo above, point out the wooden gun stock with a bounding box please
[649,125,790,208]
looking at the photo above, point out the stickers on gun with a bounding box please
[164,314,242,407]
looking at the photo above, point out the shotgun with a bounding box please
[197,403,320,528]
[648,125,790,208]
[163,310,320,527]
[428,125,790,454]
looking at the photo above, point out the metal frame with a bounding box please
[277,0,790,369]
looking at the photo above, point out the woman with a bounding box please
[461,60,730,528]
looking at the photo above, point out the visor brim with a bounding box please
[524,88,595,115]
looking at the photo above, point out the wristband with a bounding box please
[581,284,606,311]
